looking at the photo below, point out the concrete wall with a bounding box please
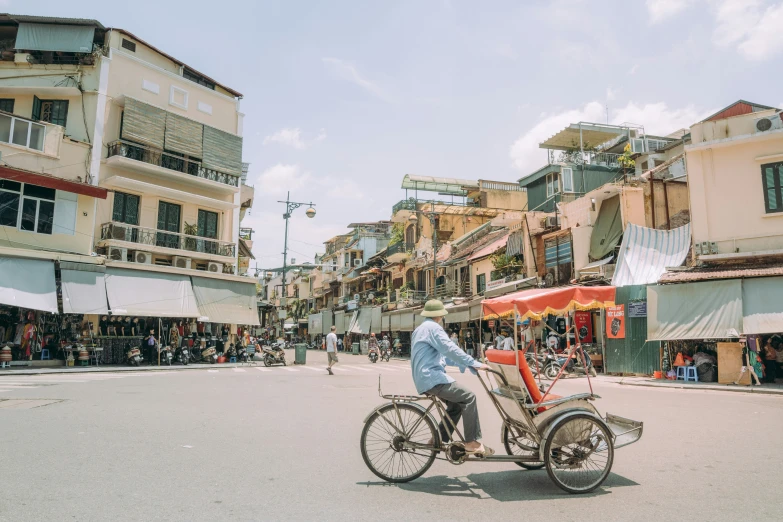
[471,256,495,292]
[643,180,690,229]
[418,213,493,245]
[690,109,778,144]
[1,132,90,183]
[483,189,528,211]
[686,122,783,253]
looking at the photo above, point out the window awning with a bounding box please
[648,280,743,341]
[0,256,58,313]
[15,23,95,53]
[105,268,201,318]
[401,174,478,195]
[0,166,108,199]
[469,232,510,261]
[742,277,783,334]
[589,195,622,261]
[60,261,108,314]
[350,308,373,334]
[191,276,260,325]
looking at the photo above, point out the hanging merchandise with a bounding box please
[574,311,593,343]
[606,304,625,339]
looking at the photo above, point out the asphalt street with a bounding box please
[1,350,782,522]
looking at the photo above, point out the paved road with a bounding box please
[1,350,781,521]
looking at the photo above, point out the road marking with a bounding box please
[232,368,246,372]
[302,366,324,372]
[377,366,400,372]
[256,367,272,372]
[207,370,218,373]
[282,367,299,372]
[342,365,372,372]
[332,367,349,372]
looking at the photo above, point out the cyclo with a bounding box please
[360,286,643,494]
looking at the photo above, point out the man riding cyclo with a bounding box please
[411,300,494,456]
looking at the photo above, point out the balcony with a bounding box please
[99,222,236,259]
[106,140,240,189]
[386,241,415,263]
[392,198,418,215]
[0,112,47,153]
[551,150,623,169]
[239,228,253,241]
[433,281,472,299]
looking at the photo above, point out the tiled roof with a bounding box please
[659,263,783,283]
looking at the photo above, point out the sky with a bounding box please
[19,0,783,270]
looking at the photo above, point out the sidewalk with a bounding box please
[601,375,783,396]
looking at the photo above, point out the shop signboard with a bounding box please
[486,279,507,291]
[606,304,625,339]
[574,311,593,343]
[488,320,495,328]
[628,301,647,318]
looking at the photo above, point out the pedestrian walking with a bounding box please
[326,326,339,375]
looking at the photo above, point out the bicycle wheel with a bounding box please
[360,403,439,483]
[502,424,544,470]
[544,413,614,494]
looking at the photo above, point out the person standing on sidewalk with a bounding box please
[326,326,339,375]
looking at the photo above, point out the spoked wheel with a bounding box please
[544,363,560,380]
[360,403,439,483]
[264,356,272,367]
[544,413,614,494]
[502,424,544,470]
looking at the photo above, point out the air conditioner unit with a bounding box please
[545,216,560,228]
[172,256,192,270]
[700,242,710,256]
[108,247,127,262]
[710,242,719,255]
[754,115,783,133]
[207,261,223,273]
[131,251,152,264]
[693,243,703,255]
[109,224,133,241]
[353,259,362,266]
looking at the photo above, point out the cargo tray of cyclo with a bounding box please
[605,413,643,449]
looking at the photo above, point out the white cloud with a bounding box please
[509,101,706,174]
[628,64,639,75]
[606,87,618,101]
[315,128,327,142]
[646,0,692,22]
[255,164,312,195]
[263,128,305,149]
[709,0,783,60]
[736,2,783,60]
[322,57,393,103]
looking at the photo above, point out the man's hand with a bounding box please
[476,364,492,371]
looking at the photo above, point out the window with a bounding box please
[183,68,216,90]
[156,201,181,249]
[761,162,783,214]
[121,38,136,52]
[0,113,45,151]
[112,191,140,225]
[546,172,560,197]
[476,273,486,294]
[561,167,574,193]
[0,99,14,113]
[0,182,55,235]
[32,96,68,127]
[197,209,219,255]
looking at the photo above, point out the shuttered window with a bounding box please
[202,125,242,175]
[197,209,218,239]
[112,191,140,225]
[122,98,166,149]
[761,162,783,214]
[164,112,203,158]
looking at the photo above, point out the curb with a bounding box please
[617,380,783,396]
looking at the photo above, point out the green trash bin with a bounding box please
[352,344,359,355]
[294,344,307,365]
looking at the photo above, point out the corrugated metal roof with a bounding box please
[611,223,691,287]
[3,14,105,28]
[659,264,783,283]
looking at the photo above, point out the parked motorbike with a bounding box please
[158,344,174,366]
[237,345,249,363]
[262,345,286,366]
[201,346,218,364]
[543,346,596,379]
[368,350,378,363]
[126,345,143,367]
[381,347,390,362]
[176,344,190,365]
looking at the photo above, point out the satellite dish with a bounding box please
[368,293,375,300]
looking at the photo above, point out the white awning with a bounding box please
[321,310,333,335]
[350,308,373,334]
[648,280,743,340]
[742,277,783,334]
[0,256,58,313]
[60,261,108,314]
[346,311,359,334]
[388,312,401,330]
[612,223,691,287]
[191,276,260,325]
[105,268,201,318]
[371,306,382,333]
[334,310,346,334]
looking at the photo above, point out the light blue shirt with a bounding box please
[411,318,481,394]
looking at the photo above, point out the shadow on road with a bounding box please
[358,470,638,501]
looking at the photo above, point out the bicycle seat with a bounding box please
[485,349,561,412]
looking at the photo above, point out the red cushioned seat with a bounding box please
[485,349,561,412]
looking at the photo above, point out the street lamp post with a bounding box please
[279,191,316,335]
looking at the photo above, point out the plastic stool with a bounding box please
[229,356,237,363]
[676,365,698,382]
[40,348,50,361]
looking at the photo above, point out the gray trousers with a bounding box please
[427,381,481,443]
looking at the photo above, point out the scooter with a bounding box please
[201,346,218,364]
[381,346,391,362]
[368,349,378,363]
[126,345,143,367]
[237,345,249,363]
[543,346,597,379]
[176,343,190,365]
[262,345,286,366]
[158,344,174,366]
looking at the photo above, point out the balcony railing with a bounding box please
[239,227,253,241]
[392,198,418,215]
[107,140,240,188]
[552,150,622,168]
[386,241,415,258]
[100,222,236,258]
[397,288,427,304]
[433,281,472,299]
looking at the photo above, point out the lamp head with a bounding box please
[305,207,316,218]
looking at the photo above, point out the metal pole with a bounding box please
[281,191,290,336]
[431,202,437,297]
[513,304,519,371]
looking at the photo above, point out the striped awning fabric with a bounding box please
[165,112,203,158]
[611,223,691,287]
[122,98,166,149]
[506,231,523,257]
[203,125,243,175]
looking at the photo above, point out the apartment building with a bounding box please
[0,14,258,345]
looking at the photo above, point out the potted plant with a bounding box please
[183,222,198,251]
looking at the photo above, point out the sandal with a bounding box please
[465,443,495,457]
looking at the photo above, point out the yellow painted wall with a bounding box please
[471,257,495,291]
[1,134,90,183]
[484,190,528,211]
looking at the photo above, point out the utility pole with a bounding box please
[278,192,316,335]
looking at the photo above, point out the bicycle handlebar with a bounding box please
[478,366,508,386]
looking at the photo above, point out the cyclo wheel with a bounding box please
[502,424,544,470]
[544,413,614,494]
[360,403,439,483]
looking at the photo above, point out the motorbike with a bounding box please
[176,343,190,365]
[368,349,378,363]
[157,344,174,366]
[201,346,218,364]
[237,345,249,363]
[262,345,287,366]
[381,346,391,362]
[543,346,597,379]
[126,345,143,367]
